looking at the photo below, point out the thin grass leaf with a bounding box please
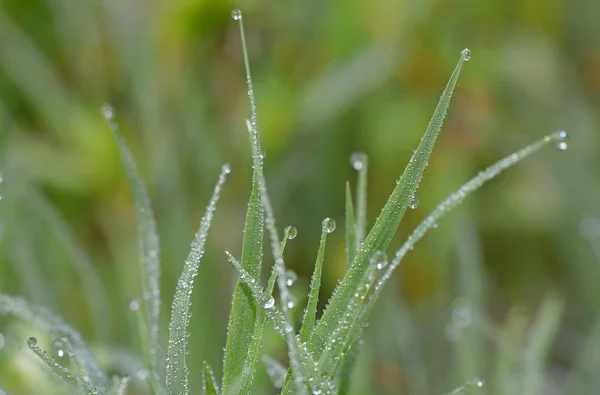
[522,293,565,395]
[445,378,485,395]
[26,337,97,394]
[299,219,333,342]
[225,251,334,395]
[113,376,131,395]
[103,105,163,384]
[237,225,296,394]
[166,164,230,395]
[230,10,306,392]
[342,132,566,376]
[0,294,108,392]
[350,152,368,245]
[263,356,287,390]
[203,362,220,395]
[345,182,357,269]
[281,49,471,393]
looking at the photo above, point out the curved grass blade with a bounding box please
[26,337,98,394]
[103,105,164,383]
[342,132,566,376]
[165,164,230,394]
[203,362,220,395]
[237,226,296,394]
[281,49,470,394]
[0,294,108,393]
[299,220,332,342]
[225,251,334,395]
[230,9,306,392]
[345,182,357,269]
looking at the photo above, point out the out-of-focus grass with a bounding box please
[0,0,598,394]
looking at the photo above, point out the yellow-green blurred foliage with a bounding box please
[0,0,599,393]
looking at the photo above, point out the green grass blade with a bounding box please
[103,105,164,383]
[0,294,108,393]
[445,378,485,395]
[222,11,267,393]
[345,132,566,373]
[203,362,220,395]
[237,226,296,394]
[26,337,97,394]
[345,182,357,269]
[225,251,334,395]
[350,152,368,245]
[166,165,230,395]
[299,219,334,342]
[281,49,470,394]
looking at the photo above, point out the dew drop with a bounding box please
[264,296,275,309]
[322,218,336,233]
[101,103,114,121]
[408,196,419,209]
[129,299,140,312]
[370,251,388,270]
[285,270,298,286]
[350,152,367,171]
[52,338,66,358]
[231,9,242,20]
[312,387,322,395]
[556,130,568,150]
[222,163,232,174]
[27,336,37,347]
[476,379,485,387]
[287,300,295,309]
[284,225,298,240]
[461,48,471,61]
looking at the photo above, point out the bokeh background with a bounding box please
[0,0,599,394]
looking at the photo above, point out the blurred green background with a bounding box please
[0,0,599,394]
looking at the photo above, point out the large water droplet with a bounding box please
[476,379,485,388]
[101,103,114,121]
[312,387,322,395]
[264,296,275,309]
[285,270,298,286]
[222,163,232,174]
[52,338,66,358]
[284,225,298,240]
[322,218,336,233]
[27,336,38,347]
[556,130,568,150]
[350,152,367,171]
[231,9,242,20]
[461,48,471,61]
[408,196,419,209]
[370,251,388,270]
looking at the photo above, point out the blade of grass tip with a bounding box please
[521,293,565,395]
[0,294,109,392]
[29,189,110,340]
[350,152,368,247]
[280,50,471,393]
[113,376,131,395]
[445,378,485,395]
[26,336,98,394]
[231,9,306,391]
[345,182,357,269]
[166,164,230,395]
[225,251,334,395]
[299,219,335,342]
[203,362,220,395]
[103,104,164,383]
[237,225,297,394]
[222,11,267,393]
[263,355,288,390]
[347,131,567,370]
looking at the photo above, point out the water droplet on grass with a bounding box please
[222,163,232,174]
[461,48,471,61]
[556,130,568,150]
[52,338,66,358]
[264,296,275,309]
[350,152,367,170]
[409,196,420,209]
[285,225,298,239]
[371,251,388,270]
[322,218,336,233]
[101,103,114,121]
[285,270,298,286]
[231,9,242,20]
[27,336,37,347]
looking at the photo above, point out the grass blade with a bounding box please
[350,152,368,245]
[345,182,357,269]
[445,378,485,395]
[166,165,230,395]
[113,376,131,395]
[103,105,164,384]
[0,294,108,393]
[237,225,296,394]
[299,219,334,342]
[281,49,470,393]
[203,362,220,395]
